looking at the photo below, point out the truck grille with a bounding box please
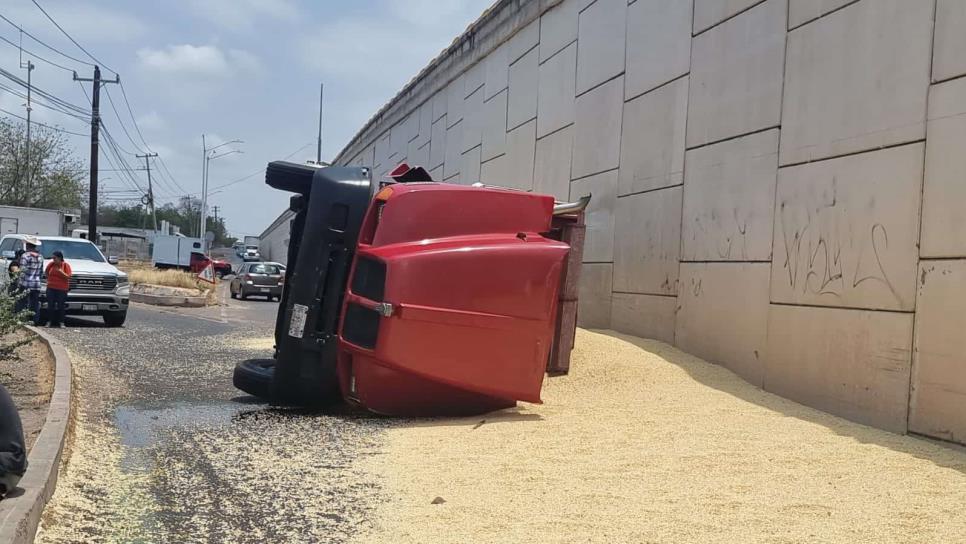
[343,303,380,349]
[69,274,117,291]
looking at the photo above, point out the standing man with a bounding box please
[44,250,71,328]
[17,237,43,325]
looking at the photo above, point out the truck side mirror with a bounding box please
[108,256,119,265]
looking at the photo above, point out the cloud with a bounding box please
[137,44,262,77]
[136,111,166,131]
[181,0,298,31]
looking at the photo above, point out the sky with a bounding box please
[0,0,494,236]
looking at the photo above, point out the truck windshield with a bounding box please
[39,240,106,262]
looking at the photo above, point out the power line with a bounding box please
[207,141,314,193]
[0,106,88,137]
[0,33,74,72]
[0,13,94,69]
[29,0,116,74]
[102,85,144,154]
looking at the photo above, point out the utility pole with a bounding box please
[317,82,324,164]
[74,66,119,244]
[20,59,34,199]
[212,205,220,223]
[135,152,159,232]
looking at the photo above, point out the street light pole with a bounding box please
[200,137,242,247]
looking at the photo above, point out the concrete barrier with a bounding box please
[130,285,208,308]
[0,326,73,544]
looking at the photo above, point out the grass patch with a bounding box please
[127,268,213,291]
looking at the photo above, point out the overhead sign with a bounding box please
[198,263,216,284]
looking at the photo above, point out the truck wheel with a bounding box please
[103,311,127,327]
[233,358,274,399]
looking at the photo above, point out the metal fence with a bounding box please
[99,238,151,261]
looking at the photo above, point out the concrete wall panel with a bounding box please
[539,0,578,63]
[577,263,612,329]
[446,76,465,128]
[618,76,688,195]
[571,169,618,263]
[432,89,447,122]
[613,186,682,295]
[687,0,786,148]
[572,76,624,179]
[484,42,509,100]
[611,292,676,345]
[693,0,764,34]
[461,146,482,185]
[481,90,508,161]
[533,124,574,201]
[464,61,485,98]
[414,104,433,148]
[933,0,966,83]
[771,144,923,311]
[507,47,539,130]
[443,121,463,179]
[575,0,627,95]
[480,154,508,186]
[677,262,769,386]
[429,117,447,169]
[764,304,913,433]
[780,0,932,165]
[507,18,539,63]
[682,128,778,262]
[407,140,429,172]
[788,0,854,30]
[910,260,966,443]
[537,42,577,138]
[921,77,966,258]
[373,132,391,172]
[505,119,536,191]
[625,0,692,99]
[461,87,485,153]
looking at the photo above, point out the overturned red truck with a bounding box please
[233,162,588,416]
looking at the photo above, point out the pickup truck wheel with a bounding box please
[233,358,274,399]
[103,311,127,327]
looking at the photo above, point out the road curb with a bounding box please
[130,291,207,308]
[0,326,72,544]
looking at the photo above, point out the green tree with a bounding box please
[0,118,86,209]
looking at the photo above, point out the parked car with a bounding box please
[0,235,130,326]
[230,262,283,301]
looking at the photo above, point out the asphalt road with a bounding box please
[35,285,389,543]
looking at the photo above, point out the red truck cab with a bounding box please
[233,162,586,416]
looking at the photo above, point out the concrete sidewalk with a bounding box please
[357,329,966,544]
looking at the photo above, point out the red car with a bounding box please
[189,252,232,278]
[233,163,587,416]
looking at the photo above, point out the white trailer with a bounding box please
[0,205,74,237]
[152,234,204,269]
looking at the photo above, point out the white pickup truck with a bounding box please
[0,235,130,326]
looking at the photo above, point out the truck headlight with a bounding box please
[116,285,130,296]
[117,276,129,285]
[245,280,254,285]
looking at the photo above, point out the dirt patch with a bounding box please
[0,330,54,451]
[356,329,966,543]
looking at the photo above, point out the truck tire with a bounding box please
[233,358,274,399]
[103,311,127,327]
